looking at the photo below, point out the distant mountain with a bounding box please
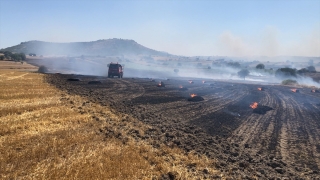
[2,39,168,56]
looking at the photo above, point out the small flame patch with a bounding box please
[250,102,258,109]
[190,93,197,98]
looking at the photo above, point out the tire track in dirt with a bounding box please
[272,87,320,172]
[228,87,277,154]
[227,86,280,159]
[137,82,249,125]
[108,79,145,100]
[286,90,320,170]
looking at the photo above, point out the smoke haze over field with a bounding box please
[27,53,320,89]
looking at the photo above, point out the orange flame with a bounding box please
[250,102,258,109]
[258,87,262,91]
[291,89,297,93]
[179,85,183,88]
[189,80,193,84]
[190,93,197,98]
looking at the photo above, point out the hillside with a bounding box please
[2,39,168,56]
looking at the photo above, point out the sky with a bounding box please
[0,0,319,56]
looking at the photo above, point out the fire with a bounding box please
[179,85,183,88]
[188,80,194,84]
[190,93,197,98]
[250,102,258,109]
[291,89,298,93]
[311,89,319,93]
[258,87,262,91]
[202,80,206,83]
[157,81,164,87]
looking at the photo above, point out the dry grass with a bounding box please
[0,60,38,71]
[0,64,219,179]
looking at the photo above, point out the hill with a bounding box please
[1,39,168,56]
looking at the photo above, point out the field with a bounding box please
[0,62,218,179]
[2,59,320,179]
[45,73,320,179]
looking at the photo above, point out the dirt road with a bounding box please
[46,74,320,179]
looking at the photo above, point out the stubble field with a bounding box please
[0,62,218,179]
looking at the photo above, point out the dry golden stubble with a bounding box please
[0,68,219,179]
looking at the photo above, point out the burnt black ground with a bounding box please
[46,74,320,179]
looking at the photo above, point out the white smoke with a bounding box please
[217,25,320,57]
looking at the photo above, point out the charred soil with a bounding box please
[46,74,320,179]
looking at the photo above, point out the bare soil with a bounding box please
[46,74,320,179]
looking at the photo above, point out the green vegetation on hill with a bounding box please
[0,51,26,61]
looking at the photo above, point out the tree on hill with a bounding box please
[297,68,309,74]
[238,69,250,80]
[0,55,4,60]
[4,51,12,59]
[8,53,26,62]
[256,63,265,69]
[227,62,241,68]
[275,68,297,78]
[307,66,316,72]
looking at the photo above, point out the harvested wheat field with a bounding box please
[0,61,38,71]
[0,66,219,179]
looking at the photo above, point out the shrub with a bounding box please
[38,65,48,73]
[307,66,316,72]
[227,62,241,68]
[20,53,26,60]
[275,68,297,78]
[282,79,298,85]
[238,69,250,79]
[0,55,4,60]
[256,63,265,69]
[297,68,309,74]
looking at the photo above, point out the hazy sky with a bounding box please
[0,0,319,56]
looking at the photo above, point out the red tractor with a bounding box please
[108,62,123,78]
